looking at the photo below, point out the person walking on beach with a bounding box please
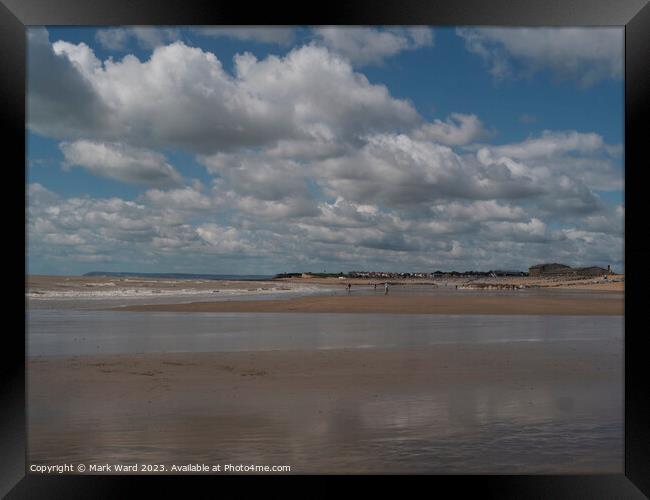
[374,283,377,291]
[347,283,352,294]
[384,282,389,295]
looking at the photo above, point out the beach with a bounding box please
[26,275,624,474]
[28,341,622,474]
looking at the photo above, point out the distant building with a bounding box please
[529,263,611,277]
[492,270,527,277]
[575,266,610,277]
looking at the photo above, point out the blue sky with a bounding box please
[27,26,624,275]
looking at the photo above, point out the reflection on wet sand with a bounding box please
[29,341,622,474]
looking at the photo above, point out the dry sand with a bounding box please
[28,342,622,473]
[114,293,624,316]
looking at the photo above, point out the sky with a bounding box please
[26,26,624,275]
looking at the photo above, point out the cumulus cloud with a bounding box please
[26,184,267,269]
[195,126,618,234]
[413,113,490,146]
[483,218,553,243]
[26,28,624,273]
[195,224,257,254]
[197,151,321,220]
[201,154,311,200]
[27,178,623,273]
[143,186,213,211]
[296,223,419,252]
[431,200,527,222]
[475,130,623,193]
[28,32,419,154]
[27,182,60,207]
[457,27,623,86]
[27,29,110,140]
[313,26,434,66]
[60,140,183,187]
[479,130,605,160]
[314,133,542,207]
[231,47,418,142]
[200,155,317,220]
[43,233,87,246]
[578,204,624,236]
[210,186,320,221]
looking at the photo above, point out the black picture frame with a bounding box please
[3,0,649,497]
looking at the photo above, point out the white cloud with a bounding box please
[27,182,60,207]
[143,186,213,211]
[232,46,419,143]
[27,186,261,267]
[457,27,623,86]
[413,113,489,146]
[579,204,624,235]
[314,133,541,207]
[313,26,434,66]
[60,140,184,187]
[223,193,320,220]
[483,218,552,243]
[43,233,86,246]
[475,131,623,192]
[29,33,419,154]
[26,28,624,273]
[479,130,605,160]
[197,151,321,220]
[264,138,346,161]
[52,40,102,74]
[201,155,309,201]
[27,179,624,273]
[195,126,617,240]
[195,224,257,254]
[432,200,527,222]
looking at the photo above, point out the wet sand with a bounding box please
[113,293,624,316]
[28,342,622,473]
